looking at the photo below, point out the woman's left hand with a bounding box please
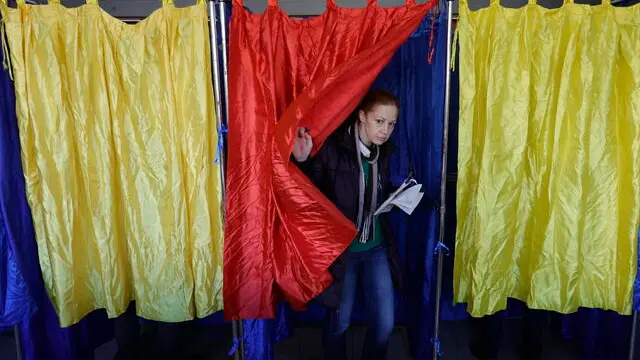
[292,127,313,162]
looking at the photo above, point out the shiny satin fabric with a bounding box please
[0,216,36,326]
[1,0,224,327]
[0,42,36,327]
[0,32,112,360]
[241,12,449,360]
[225,0,436,319]
[454,0,640,317]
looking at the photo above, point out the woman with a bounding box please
[292,89,402,360]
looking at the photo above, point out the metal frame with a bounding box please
[206,1,245,360]
[114,3,245,360]
[431,3,639,360]
[10,2,244,360]
[10,2,636,360]
[208,0,227,204]
[13,324,22,360]
[217,0,231,124]
[432,0,455,358]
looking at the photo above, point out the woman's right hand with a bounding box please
[292,127,313,162]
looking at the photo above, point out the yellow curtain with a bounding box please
[0,0,224,327]
[454,0,640,317]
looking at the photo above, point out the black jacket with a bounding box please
[296,124,403,308]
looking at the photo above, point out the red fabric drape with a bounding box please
[224,0,436,320]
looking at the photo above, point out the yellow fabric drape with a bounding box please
[454,0,640,317]
[0,0,224,327]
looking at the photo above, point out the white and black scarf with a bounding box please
[354,125,379,244]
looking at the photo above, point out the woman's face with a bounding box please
[358,103,398,146]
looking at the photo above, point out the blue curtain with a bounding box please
[373,9,445,359]
[556,231,639,360]
[0,54,36,325]
[635,231,640,312]
[559,309,634,360]
[242,9,448,360]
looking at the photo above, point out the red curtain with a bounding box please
[224,0,436,320]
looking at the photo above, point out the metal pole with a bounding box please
[433,1,454,359]
[14,2,238,359]
[208,0,227,199]
[630,311,638,360]
[14,325,23,360]
[209,1,244,359]
[218,0,230,124]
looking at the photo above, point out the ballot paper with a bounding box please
[374,177,425,216]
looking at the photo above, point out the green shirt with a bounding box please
[349,157,384,252]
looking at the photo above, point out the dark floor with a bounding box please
[273,326,412,360]
[0,319,584,360]
[272,320,579,360]
[0,331,18,360]
[439,320,579,360]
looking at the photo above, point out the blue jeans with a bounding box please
[323,246,395,360]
